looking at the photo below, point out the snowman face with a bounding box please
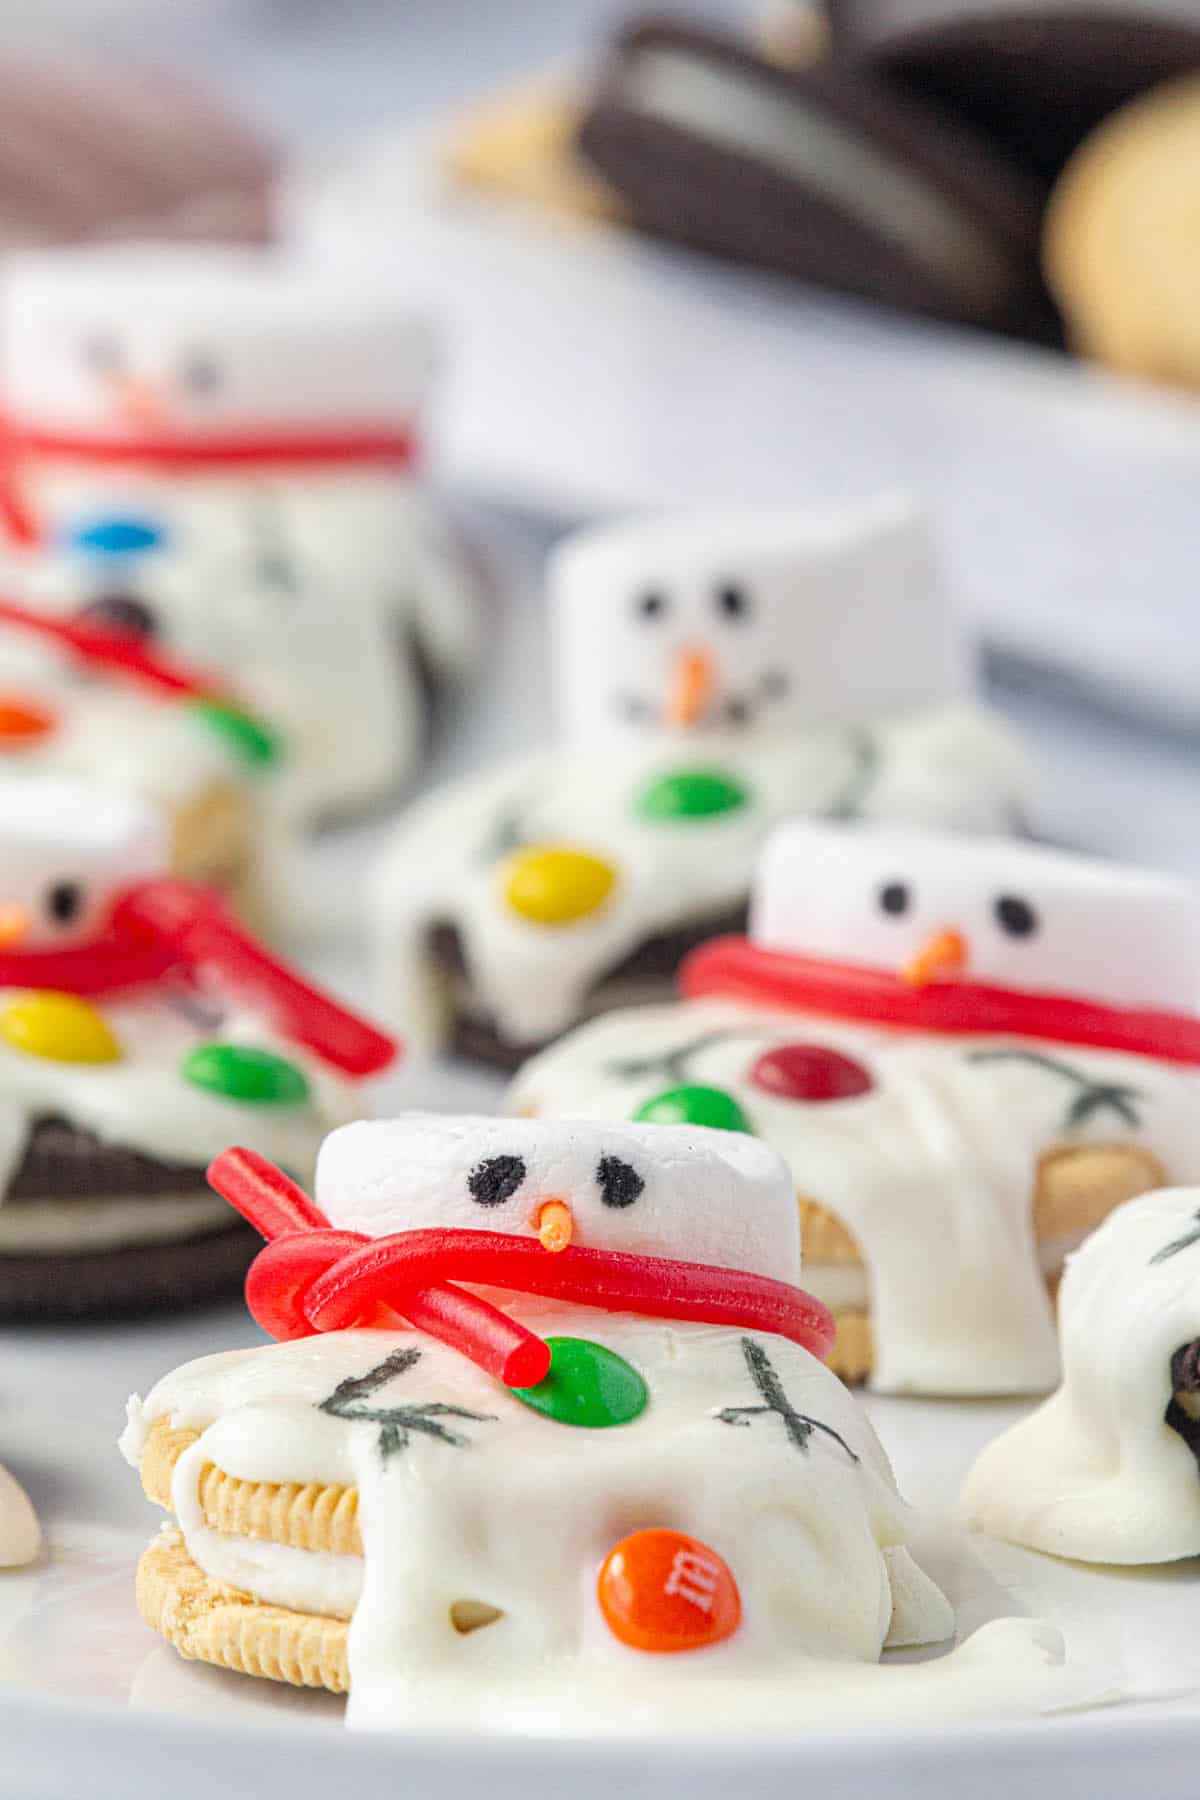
[2,247,436,436]
[548,496,967,749]
[752,821,1200,1011]
[0,777,165,949]
[316,1114,801,1282]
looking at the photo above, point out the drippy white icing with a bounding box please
[0,984,362,1237]
[0,1192,232,1253]
[0,623,259,811]
[8,462,478,823]
[509,1001,1200,1394]
[963,1186,1200,1563]
[123,1313,971,1731]
[370,702,1031,1048]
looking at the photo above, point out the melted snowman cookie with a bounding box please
[371,496,1031,1067]
[0,245,479,824]
[511,821,1200,1394]
[123,1112,1079,1731]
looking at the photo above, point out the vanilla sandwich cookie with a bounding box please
[370,496,1032,1069]
[122,1112,1083,1728]
[0,245,480,825]
[963,1185,1200,1563]
[511,822,1200,1395]
[0,776,394,1317]
[577,21,1056,338]
[1044,77,1200,388]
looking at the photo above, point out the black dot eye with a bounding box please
[79,595,159,641]
[994,894,1038,938]
[716,583,750,621]
[724,697,750,727]
[467,1154,526,1207]
[83,336,121,374]
[878,881,911,917]
[182,352,221,394]
[636,591,668,622]
[762,671,788,699]
[45,882,84,926]
[596,1155,644,1209]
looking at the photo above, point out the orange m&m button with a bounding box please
[0,696,56,746]
[597,1528,741,1653]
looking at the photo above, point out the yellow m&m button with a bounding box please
[0,992,122,1064]
[502,846,618,927]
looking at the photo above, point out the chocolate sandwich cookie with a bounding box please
[0,1117,258,1319]
[826,0,1200,181]
[577,19,1056,337]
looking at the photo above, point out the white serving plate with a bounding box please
[3,506,1200,1797]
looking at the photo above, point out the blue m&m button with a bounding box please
[66,516,167,557]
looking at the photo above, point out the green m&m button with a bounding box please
[181,1042,310,1107]
[635,768,750,822]
[190,697,282,768]
[634,1083,753,1134]
[510,1336,648,1428]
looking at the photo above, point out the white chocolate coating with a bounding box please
[0,982,361,1225]
[509,999,1200,1394]
[122,1315,968,1732]
[369,704,1031,1050]
[316,1115,799,1280]
[550,496,967,751]
[754,821,1200,1010]
[0,778,165,947]
[0,623,265,815]
[963,1186,1200,1563]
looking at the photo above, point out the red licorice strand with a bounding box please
[302,1230,836,1360]
[0,929,179,996]
[116,884,398,1079]
[243,1233,551,1382]
[0,597,225,699]
[207,1147,328,1240]
[7,422,418,471]
[245,1230,368,1340]
[400,1284,551,1388]
[680,938,1200,1068]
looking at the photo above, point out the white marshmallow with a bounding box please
[963,1186,1200,1563]
[0,775,165,947]
[751,820,1200,1010]
[316,1113,800,1282]
[1,245,435,434]
[548,494,967,751]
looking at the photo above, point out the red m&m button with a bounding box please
[749,1043,874,1103]
[597,1528,741,1653]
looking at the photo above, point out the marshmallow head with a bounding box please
[2,246,436,435]
[316,1114,800,1282]
[0,777,166,949]
[751,821,1200,1011]
[548,496,967,750]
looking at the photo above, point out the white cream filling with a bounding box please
[0,1192,233,1254]
[619,46,1021,308]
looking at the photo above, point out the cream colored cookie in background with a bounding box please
[446,82,625,223]
[1044,76,1200,389]
[0,1463,40,1569]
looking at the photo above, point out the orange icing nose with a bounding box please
[598,1528,742,1653]
[0,905,29,948]
[0,697,57,746]
[666,647,716,728]
[536,1198,574,1254]
[902,927,969,988]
